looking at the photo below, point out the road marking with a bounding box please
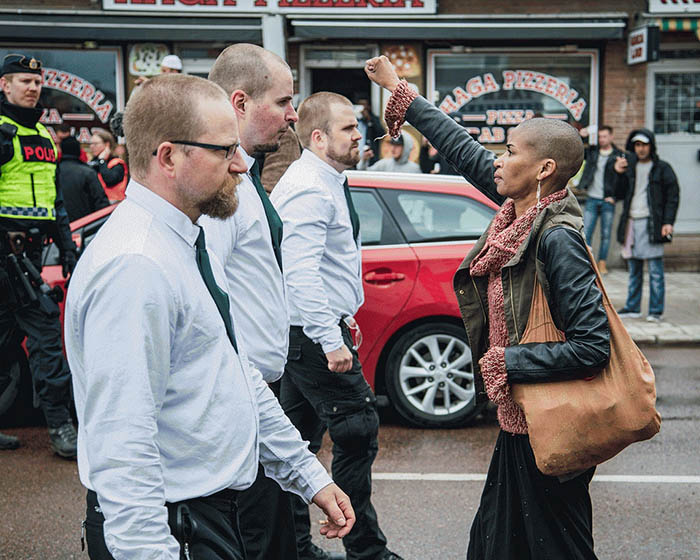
[373,473,700,484]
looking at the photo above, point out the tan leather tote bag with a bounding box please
[512,247,661,476]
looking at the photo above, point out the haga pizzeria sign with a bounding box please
[439,70,587,122]
[104,0,436,13]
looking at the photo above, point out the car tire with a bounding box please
[385,323,483,428]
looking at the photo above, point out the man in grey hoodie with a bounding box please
[357,131,420,173]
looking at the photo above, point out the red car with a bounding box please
[37,171,497,428]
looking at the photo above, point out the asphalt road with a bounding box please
[1,346,698,559]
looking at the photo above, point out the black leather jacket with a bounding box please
[578,143,624,199]
[405,96,610,403]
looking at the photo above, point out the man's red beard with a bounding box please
[199,173,241,219]
[328,143,360,168]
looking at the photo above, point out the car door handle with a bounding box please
[364,271,406,283]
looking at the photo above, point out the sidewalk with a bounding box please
[602,269,700,345]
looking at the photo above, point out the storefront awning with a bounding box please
[290,16,626,41]
[0,13,262,43]
[655,17,699,32]
[654,17,700,40]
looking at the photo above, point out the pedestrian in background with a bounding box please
[133,54,183,86]
[273,91,404,560]
[366,55,609,560]
[65,74,354,559]
[357,130,420,173]
[88,129,128,202]
[615,129,679,322]
[578,125,625,274]
[356,96,384,167]
[201,42,302,560]
[55,122,87,162]
[58,137,109,221]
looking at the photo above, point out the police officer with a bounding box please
[0,53,78,457]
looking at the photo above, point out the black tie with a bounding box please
[195,227,238,352]
[249,160,284,272]
[343,178,360,242]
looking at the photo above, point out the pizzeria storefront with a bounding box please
[0,2,625,151]
[290,12,624,164]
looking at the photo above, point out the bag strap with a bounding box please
[583,244,613,311]
[522,225,607,344]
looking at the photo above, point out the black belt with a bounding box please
[87,487,240,509]
[291,317,349,334]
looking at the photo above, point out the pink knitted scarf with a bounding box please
[470,189,567,434]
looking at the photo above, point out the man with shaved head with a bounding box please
[201,44,323,560]
[272,91,405,560]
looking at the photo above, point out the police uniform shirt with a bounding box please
[200,146,289,382]
[65,180,332,558]
[271,149,364,354]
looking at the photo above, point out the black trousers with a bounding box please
[280,324,388,560]
[467,431,597,560]
[0,298,71,427]
[85,489,246,560]
[238,383,299,560]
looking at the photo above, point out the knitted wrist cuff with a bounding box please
[384,80,418,139]
[479,346,509,405]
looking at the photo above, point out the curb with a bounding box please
[634,338,700,346]
[628,325,700,346]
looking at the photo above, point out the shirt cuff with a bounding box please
[318,325,344,354]
[296,462,334,504]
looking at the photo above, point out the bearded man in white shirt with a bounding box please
[272,92,404,560]
[199,43,311,560]
[64,74,354,560]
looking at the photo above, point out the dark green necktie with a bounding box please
[195,227,238,352]
[343,178,360,242]
[249,160,284,272]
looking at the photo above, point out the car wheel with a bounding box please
[385,323,482,428]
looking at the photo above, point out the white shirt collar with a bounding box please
[240,146,255,170]
[300,149,347,188]
[125,179,201,248]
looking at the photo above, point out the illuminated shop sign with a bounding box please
[41,68,114,124]
[649,0,700,15]
[429,50,596,145]
[103,0,436,13]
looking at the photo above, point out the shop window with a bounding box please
[427,50,597,148]
[654,72,700,134]
[0,47,121,144]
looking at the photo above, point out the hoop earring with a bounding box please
[536,180,541,204]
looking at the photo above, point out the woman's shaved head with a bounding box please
[515,118,584,189]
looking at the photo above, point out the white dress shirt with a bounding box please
[65,180,332,560]
[271,149,364,353]
[200,147,289,382]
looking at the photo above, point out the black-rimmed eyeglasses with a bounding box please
[151,140,239,159]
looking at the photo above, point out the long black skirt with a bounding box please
[467,430,598,560]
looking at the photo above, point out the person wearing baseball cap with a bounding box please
[0,53,78,457]
[357,130,420,173]
[613,127,680,322]
[160,54,183,74]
